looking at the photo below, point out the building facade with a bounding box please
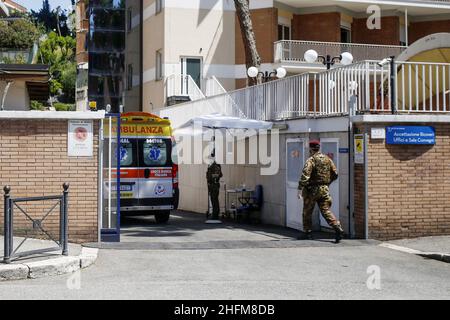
[77,0,450,113]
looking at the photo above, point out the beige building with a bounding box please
[77,0,450,112]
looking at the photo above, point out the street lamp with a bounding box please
[247,66,287,83]
[304,49,354,70]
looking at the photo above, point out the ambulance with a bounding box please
[113,112,179,223]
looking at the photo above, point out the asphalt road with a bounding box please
[1,212,449,300]
[1,244,449,300]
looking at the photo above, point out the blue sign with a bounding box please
[386,126,435,145]
[339,148,349,154]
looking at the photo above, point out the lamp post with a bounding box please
[304,49,354,70]
[247,66,287,83]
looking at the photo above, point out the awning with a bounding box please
[174,113,273,136]
[0,2,9,16]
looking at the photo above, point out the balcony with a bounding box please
[274,40,407,67]
[160,60,450,129]
[0,48,35,64]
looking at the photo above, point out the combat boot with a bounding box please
[297,231,313,241]
[334,225,345,244]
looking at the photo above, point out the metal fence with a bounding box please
[160,60,450,128]
[166,74,206,102]
[2,184,69,264]
[274,40,406,64]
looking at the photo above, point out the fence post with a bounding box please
[390,56,397,114]
[62,183,69,256]
[3,186,11,264]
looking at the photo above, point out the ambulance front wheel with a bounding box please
[155,211,170,224]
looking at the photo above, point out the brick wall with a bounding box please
[0,119,99,243]
[354,123,450,240]
[292,13,341,42]
[352,16,400,45]
[409,20,450,44]
[235,7,278,65]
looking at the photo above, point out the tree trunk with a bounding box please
[234,0,261,85]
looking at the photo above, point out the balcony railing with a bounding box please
[161,61,450,128]
[274,40,407,65]
[0,48,34,64]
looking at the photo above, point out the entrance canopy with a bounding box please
[174,113,273,136]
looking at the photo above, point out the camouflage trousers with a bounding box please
[302,185,340,232]
[208,184,220,219]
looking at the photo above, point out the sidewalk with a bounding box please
[382,236,450,263]
[0,236,98,281]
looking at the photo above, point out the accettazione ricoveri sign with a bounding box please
[386,126,435,145]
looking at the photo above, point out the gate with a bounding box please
[100,113,121,242]
[2,184,69,264]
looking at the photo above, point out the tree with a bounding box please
[0,18,41,49]
[31,0,71,37]
[38,32,76,102]
[234,0,261,85]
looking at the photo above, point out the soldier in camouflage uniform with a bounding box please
[298,140,345,243]
[207,160,223,220]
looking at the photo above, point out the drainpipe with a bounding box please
[1,80,13,111]
[348,95,357,239]
[364,124,369,240]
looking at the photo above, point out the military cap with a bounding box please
[309,140,321,148]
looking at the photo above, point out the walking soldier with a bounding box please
[298,140,345,243]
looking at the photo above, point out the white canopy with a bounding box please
[0,2,9,16]
[174,113,273,136]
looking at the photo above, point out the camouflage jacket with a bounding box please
[298,152,338,190]
[206,162,223,185]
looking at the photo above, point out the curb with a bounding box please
[0,247,99,281]
[379,243,450,264]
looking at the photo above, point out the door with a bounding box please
[320,138,340,229]
[286,139,305,230]
[181,57,202,95]
[101,114,121,242]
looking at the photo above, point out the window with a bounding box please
[119,139,134,167]
[340,27,351,43]
[156,0,162,14]
[156,50,163,81]
[143,139,168,166]
[278,24,291,41]
[127,64,133,90]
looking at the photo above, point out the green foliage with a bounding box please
[0,19,41,49]
[53,103,75,112]
[31,0,73,37]
[38,32,76,102]
[30,100,45,111]
[1,54,27,64]
[60,62,76,102]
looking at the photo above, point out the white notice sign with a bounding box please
[68,120,93,157]
[371,128,386,139]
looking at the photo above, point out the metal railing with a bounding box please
[161,60,450,127]
[274,40,407,64]
[203,76,227,97]
[166,74,206,102]
[2,183,69,264]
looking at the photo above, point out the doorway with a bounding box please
[286,139,306,230]
[320,138,340,229]
[181,57,202,95]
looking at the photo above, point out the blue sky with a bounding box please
[15,0,73,12]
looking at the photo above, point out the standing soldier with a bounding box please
[206,159,223,222]
[298,140,345,243]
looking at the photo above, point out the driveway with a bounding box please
[1,211,450,300]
